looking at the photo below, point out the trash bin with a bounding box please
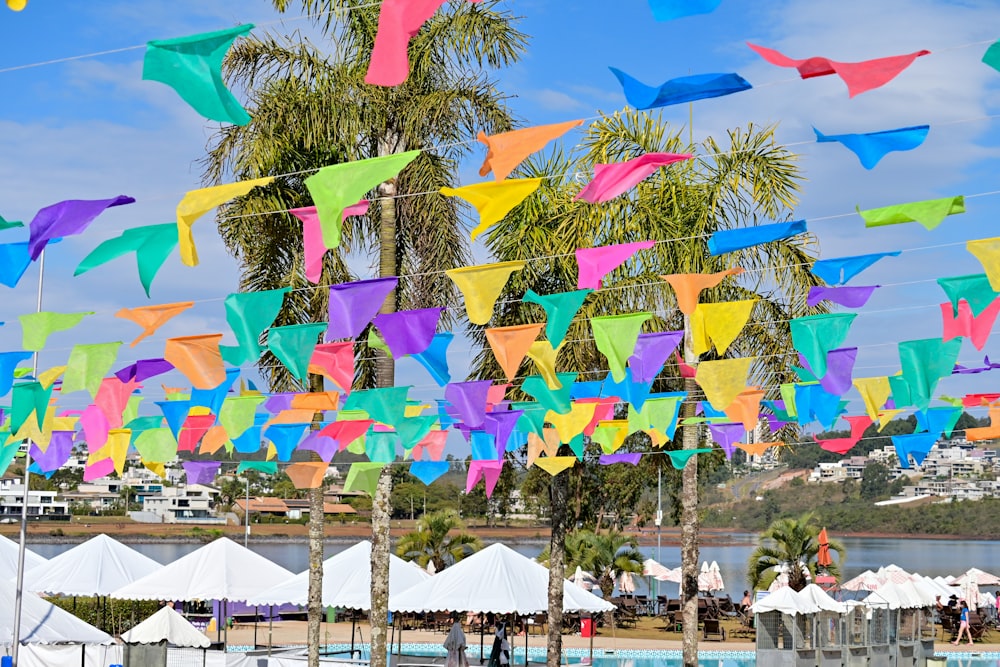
[2,657,12,667]
[580,615,594,638]
[926,657,946,667]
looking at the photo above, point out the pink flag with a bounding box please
[575,153,691,203]
[290,201,369,284]
[466,459,503,498]
[747,43,930,98]
[941,299,1000,351]
[576,241,655,289]
[412,429,448,461]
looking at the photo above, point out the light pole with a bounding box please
[11,249,45,667]
[245,475,251,549]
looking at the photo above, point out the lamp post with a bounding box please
[245,475,251,549]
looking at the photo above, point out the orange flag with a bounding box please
[661,268,744,315]
[485,323,544,381]
[163,334,226,389]
[967,406,1000,441]
[724,388,765,431]
[198,425,229,455]
[526,427,560,467]
[291,391,340,412]
[737,441,781,457]
[478,120,584,181]
[116,302,195,347]
[286,461,329,489]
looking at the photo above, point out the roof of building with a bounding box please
[234,497,288,513]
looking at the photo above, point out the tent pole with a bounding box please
[524,616,528,665]
[351,616,356,659]
[480,616,485,664]
[268,605,273,657]
[223,599,228,651]
[254,605,258,648]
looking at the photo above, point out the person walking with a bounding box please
[953,601,974,646]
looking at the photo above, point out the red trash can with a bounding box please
[580,615,594,638]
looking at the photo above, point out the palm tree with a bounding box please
[395,509,483,572]
[576,530,644,599]
[203,4,526,666]
[747,513,846,592]
[474,110,823,667]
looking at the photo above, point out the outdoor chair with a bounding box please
[969,613,990,642]
[614,606,638,629]
[702,618,726,641]
[730,609,755,639]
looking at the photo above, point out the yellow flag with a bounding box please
[440,179,542,240]
[533,455,577,476]
[877,409,906,431]
[966,237,1000,291]
[691,300,756,356]
[486,323,544,382]
[93,429,131,476]
[37,366,66,389]
[144,461,167,479]
[546,402,597,444]
[696,358,753,411]
[11,406,56,448]
[592,419,629,453]
[176,177,274,266]
[853,376,891,421]
[446,261,526,325]
[525,340,562,389]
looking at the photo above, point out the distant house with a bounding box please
[234,496,358,521]
[137,483,224,524]
[0,473,69,521]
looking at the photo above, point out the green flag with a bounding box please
[365,431,400,464]
[937,274,1000,317]
[396,415,436,450]
[666,448,714,470]
[344,461,385,496]
[122,396,143,426]
[899,338,962,411]
[20,311,92,351]
[887,375,912,409]
[238,460,277,475]
[220,288,290,366]
[143,24,255,125]
[219,395,265,440]
[523,288,592,346]
[343,387,410,427]
[134,428,178,463]
[521,373,577,415]
[267,322,327,382]
[0,442,18,477]
[511,401,547,438]
[858,195,965,230]
[74,223,179,297]
[61,342,122,397]
[789,313,856,378]
[305,151,421,249]
[984,39,1000,72]
[11,381,52,433]
[591,312,651,382]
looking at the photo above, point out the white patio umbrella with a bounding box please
[954,567,1000,587]
[617,571,636,595]
[570,566,597,591]
[708,561,725,592]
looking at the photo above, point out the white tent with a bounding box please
[246,540,429,608]
[798,584,846,613]
[0,534,46,580]
[751,586,817,615]
[24,534,160,596]
[389,543,614,614]
[0,577,112,645]
[865,581,928,609]
[121,606,210,648]
[954,567,1000,587]
[841,569,881,591]
[876,564,914,585]
[111,537,294,603]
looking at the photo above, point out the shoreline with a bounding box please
[2,522,994,546]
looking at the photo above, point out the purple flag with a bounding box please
[183,460,221,486]
[599,452,642,465]
[327,278,398,340]
[708,423,744,460]
[114,358,174,383]
[264,393,296,413]
[807,285,879,308]
[298,431,338,462]
[798,348,857,396]
[628,331,683,383]
[30,431,74,473]
[444,380,493,429]
[485,409,524,456]
[953,355,1000,375]
[760,413,790,433]
[373,308,442,357]
[29,196,135,259]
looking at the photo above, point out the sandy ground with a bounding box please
[216,619,999,656]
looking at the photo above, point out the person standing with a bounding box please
[953,601,974,646]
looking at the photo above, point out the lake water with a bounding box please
[25,533,1000,597]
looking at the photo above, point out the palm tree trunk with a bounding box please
[546,471,568,667]
[369,134,399,667]
[307,373,326,667]
[680,376,700,667]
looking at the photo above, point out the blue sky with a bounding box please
[1,0,1000,430]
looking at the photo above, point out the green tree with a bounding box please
[860,462,891,500]
[395,509,484,572]
[746,513,845,592]
[205,3,526,665]
[474,110,820,667]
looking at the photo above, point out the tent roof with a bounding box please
[110,537,294,603]
[121,606,210,648]
[954,567,1000,587]
[389,543,614,615]
[0,578,112,645]
[246,541,429,609]
[24,534,160,597]
[841,569,881,591]
[866,581,929,609]
[0,534,46,581]
[752,586,817,615]
[798,584,846,613]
